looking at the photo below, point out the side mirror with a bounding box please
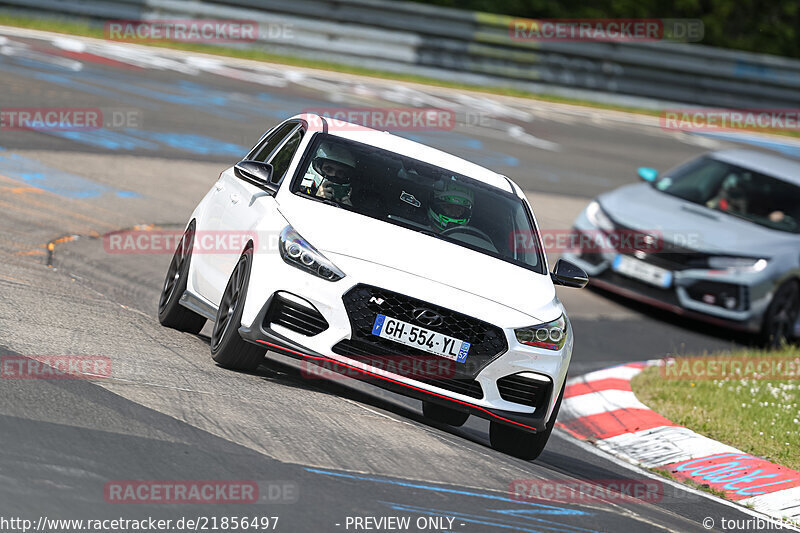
[234,160,279,194]
[637,167,658,182]
[551,259,588,289]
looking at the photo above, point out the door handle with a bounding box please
[214,181,224,191]
[230,193,240,204]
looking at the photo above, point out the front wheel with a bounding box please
[158,224,206,334]
[210,249,266,371]
[489,382,565,460]
[761,281,800,349]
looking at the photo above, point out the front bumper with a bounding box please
[563,211,774,333]
[239,303,551,433]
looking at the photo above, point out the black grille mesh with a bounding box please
[497,374,552,409]
[264,294,328,336]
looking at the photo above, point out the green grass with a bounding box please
[632,348,800,471]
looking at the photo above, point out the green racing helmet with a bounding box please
[428,181,474,231]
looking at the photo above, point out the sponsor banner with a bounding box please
[660,453,800,500]
[661,355,800,381]
[1,356,111,379]
[303,108,456,131]
[509,478,666,503]
[508,19,703,42]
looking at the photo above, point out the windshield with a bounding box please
[291,134,545,273]
[653,156,800,233]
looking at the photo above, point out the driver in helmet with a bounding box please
[428,181,474,232]
[305,142,357,206]
[707,173,748,214]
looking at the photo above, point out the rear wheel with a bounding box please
[762,281,800,349]
[157,224,206,333]
[489,382,564,460]
[422,401,469,427]
[210,249,266,371]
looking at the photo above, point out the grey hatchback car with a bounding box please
[562,149,800,346]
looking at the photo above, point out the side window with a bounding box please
[268,129,304,183]
[249,122,297,162]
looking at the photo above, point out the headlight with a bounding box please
[707,257,768,273]
[585,200,614,231]
[279,226,345,281]
[515,315,567,351]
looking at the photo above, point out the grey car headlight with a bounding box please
[707,256,768,273]
[585,200,614,231]
[515,315,567,351]
[279,226,345,281]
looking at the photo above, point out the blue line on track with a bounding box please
[0,150,139,198]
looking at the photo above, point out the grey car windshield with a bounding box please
[654,156,800,233]
[292,134,544,273]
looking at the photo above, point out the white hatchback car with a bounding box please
[157,114,587,459]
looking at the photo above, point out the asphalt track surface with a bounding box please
[0,27,784,532]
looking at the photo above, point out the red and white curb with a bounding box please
[555,361,800,522]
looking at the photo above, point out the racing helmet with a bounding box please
[312,142,356,184]
[428,181,474,231]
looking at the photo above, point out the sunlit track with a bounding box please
[0,26,779,532]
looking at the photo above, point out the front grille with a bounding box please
[497,374,552,409]
[611,221,710,271]
[340,284,508,380]
[264,294,328,336]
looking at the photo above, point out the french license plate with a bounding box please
[613,254,673,288]
[371,314,470,363]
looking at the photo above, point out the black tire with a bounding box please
[422,401,469,427]
[158,224,206,334]
[761,280,800,349]
[489,382,565,460]
[210,249,266,371]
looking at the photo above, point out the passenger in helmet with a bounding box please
[308,142,357,206]
[428,181,474,232]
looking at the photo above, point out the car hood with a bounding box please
[278,198,554,322]
[599,183,800,256]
